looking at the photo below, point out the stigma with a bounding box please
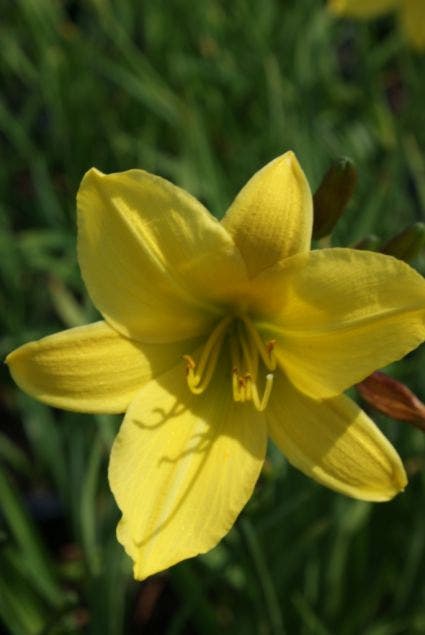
[182,315,276,412]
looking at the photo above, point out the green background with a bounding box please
[1,1,425,633]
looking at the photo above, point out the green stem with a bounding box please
[240,519,285,635]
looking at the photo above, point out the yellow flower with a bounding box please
[7,152,425,580]
[329,0,425,50]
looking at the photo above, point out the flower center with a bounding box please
[183,316,276,411]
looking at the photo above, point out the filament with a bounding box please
[183,316,231,395]
[241,316,277,371]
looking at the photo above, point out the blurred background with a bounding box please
[1,1,425,633]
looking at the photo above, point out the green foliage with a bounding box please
[1,0,425,633]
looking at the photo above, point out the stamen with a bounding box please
[266,339,276,356]
[182,354,195,375]
[244,373,253,400]
[249,373,274,412]
[183,315,276,411]
[238,375,247,402]
[232,367,242,401]
[237,322,259,382]
[241,317,277,371]
[183,316,231,395]
[193,316,232,384]
[230,336,242,377]
[232,367,248,402]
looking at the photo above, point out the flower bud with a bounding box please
[313,157,357,239]
[357,371,425,432]
[380,223,425,263]
[352,234,380,251]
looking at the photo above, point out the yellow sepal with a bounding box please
[222,152,312,277]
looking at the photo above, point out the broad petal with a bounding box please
[77,168,247,343]
[109,362,266,580]
[6,321,197,413]
[400,0,425,50]
[249,248,425,399]
[221,152,312,277]
[328,0,398,18]
[267,374,407,501]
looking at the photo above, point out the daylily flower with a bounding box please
[7,152,425,580]
[328,0,425,50]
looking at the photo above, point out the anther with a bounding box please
[182,354,196,375]
[232,367,242,402]
[266,339,276,355]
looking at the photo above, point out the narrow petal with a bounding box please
[267,374,407,501]
[221,152,312,277]
[249,248,425,399]
[400,0,425,50]
[109,361,266,580]
[328,0,398,18]
[77,168,247,343]
[6,321,197,413]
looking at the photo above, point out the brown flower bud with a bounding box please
[381,222,425,263]
[313,157,357,239]
[352,234,380,251]
[356,371,425,432]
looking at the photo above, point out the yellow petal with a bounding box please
[400,0,425,50]
[267,373,407,501]
[328,0,398,18]
[77,168,247,343]
[249,248,425,399]
[109,360,266,580]
[221,152,312,277]
[6,321,197,413]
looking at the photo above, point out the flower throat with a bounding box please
[183,316,276,411]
